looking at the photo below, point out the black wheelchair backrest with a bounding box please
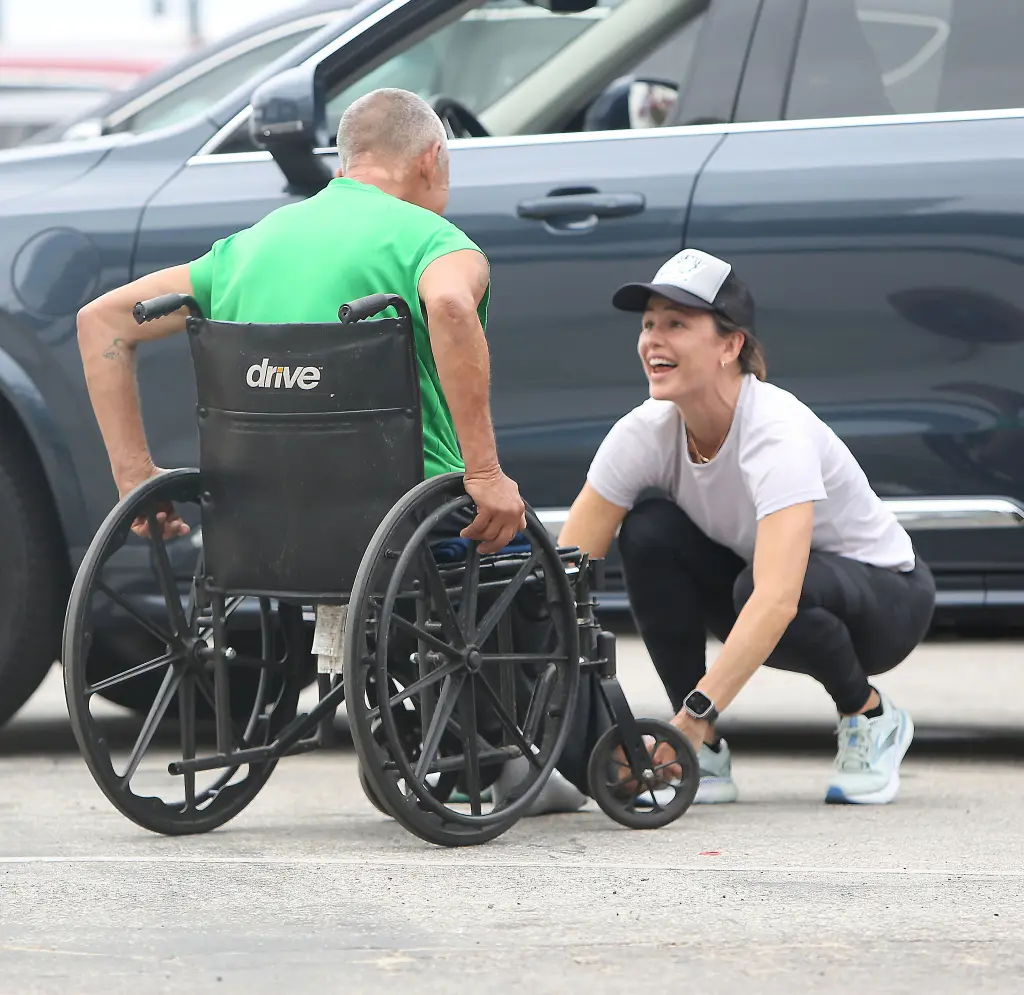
[183,296,423,599]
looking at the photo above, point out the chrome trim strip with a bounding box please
[534,497,1024,539]
[192,101,1024,161]
[193,0,415,158]
[883,498,1024,531]
[187,149,273,165]
[450,104,1024,149]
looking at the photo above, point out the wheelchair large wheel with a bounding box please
[345,473,581,847]
[63,469,307,835]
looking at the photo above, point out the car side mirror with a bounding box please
[249,64,332,195]
[583,76,680,132]
[525,1,598,11]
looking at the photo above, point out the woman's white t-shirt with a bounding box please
[587,374,916,572]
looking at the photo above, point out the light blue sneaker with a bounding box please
[826,692,914,805]
[694,738,739,804]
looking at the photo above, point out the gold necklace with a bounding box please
[687,428,722,464]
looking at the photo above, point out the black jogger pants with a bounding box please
[618,498,937,715]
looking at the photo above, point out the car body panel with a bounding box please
[686,111,1024,592]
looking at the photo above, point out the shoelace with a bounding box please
[835,720,874,772]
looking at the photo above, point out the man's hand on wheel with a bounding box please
[461,466,527,555]
[117,466,191,541]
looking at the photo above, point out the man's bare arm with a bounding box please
[418,249,525,552]
[77,265,195,497]
[418,250,499,475]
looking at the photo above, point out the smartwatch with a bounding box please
[683,689,718,723]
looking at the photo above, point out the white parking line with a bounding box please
[0,855,1020,877]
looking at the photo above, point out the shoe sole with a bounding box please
[695,776,738,804]
[825,710,915,805]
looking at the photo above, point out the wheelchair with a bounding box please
[62,292,700,847]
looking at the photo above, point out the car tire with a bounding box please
[0,431,70,729]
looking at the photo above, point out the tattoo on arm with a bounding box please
[102,337,129,360]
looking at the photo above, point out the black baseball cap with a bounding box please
[612,248,756,334]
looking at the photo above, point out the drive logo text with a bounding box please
[246,358,321,390]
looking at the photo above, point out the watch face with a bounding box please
[687,690,713,716]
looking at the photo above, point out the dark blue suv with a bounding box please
[2,0,1023,727]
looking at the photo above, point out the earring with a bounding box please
[721,359,727,368]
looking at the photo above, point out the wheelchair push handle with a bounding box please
[133,294,204,325]
[338,293,412,325]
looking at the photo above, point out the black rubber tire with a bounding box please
[63,470,295,835]
[358,763,389,815]
[588,719,699,830]
[0,427,70,729]
[345,472,580,848]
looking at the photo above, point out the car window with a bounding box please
[108,23,327,135]
[785,0,1024,121]
[321,0,707,140]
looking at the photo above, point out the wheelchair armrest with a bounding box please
[338,294,411,325]
[133,294,204,324]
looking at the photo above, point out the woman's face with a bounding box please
[637,295,731,401]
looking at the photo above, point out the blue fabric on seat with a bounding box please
[431,535,532,564]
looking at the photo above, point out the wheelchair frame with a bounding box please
[62,291,699,847]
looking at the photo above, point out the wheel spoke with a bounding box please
[367,659,463,722]
[146,511,189,638]
[476,673,542,769]
[389,612,461,661]
[459,541,480,637]
[86,650,181,696]
[472,551,540,648]
[119,664,182,786]
[418,546,465,647]
[179,670,197,811]
[96,581,175,648]
[459,675,483,815]
[413,671,465,784]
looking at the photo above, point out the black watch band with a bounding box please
[683,689,718,723]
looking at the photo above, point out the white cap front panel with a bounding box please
[651,249,732,304]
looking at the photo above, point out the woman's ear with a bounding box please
[730,331,746,363]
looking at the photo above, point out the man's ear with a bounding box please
[423,141,444,184]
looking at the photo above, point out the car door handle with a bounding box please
[516,192,646,221]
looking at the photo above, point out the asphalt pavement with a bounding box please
[1,634,1022,993]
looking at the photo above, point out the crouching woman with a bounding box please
[559,249,936,805]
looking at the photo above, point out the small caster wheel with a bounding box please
[587,718,699,829]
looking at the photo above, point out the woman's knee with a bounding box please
[618,498,689,561]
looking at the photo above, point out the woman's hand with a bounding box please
[671,710,710,753]
[646,712,708,782]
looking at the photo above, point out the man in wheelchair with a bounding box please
[78,87,524,554]
[70,88,698,847]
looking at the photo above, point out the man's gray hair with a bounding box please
[336,88,449,172]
